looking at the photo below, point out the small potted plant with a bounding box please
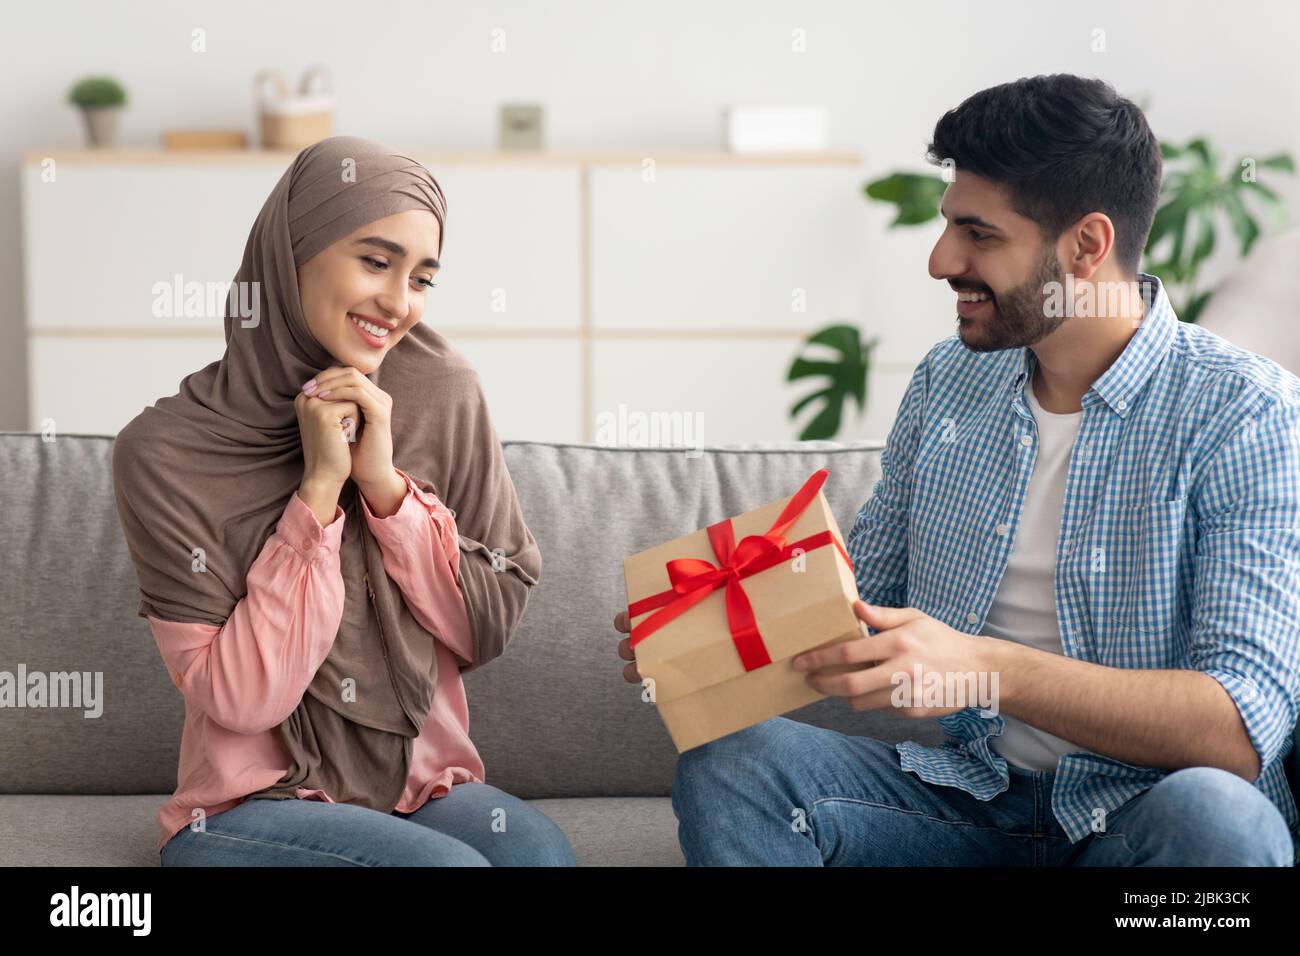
[67,76,128,147]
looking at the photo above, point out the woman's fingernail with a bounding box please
[317,389,331,398]
[792,655,806,671]
[302,379,317,393]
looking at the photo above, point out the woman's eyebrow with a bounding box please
[353,236,440,269]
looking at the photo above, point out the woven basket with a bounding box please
[254,66,334,149]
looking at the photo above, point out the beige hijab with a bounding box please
[112,135,540,812]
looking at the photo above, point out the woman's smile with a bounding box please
[348,312,394,349]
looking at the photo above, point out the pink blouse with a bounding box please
[148,467,483,854]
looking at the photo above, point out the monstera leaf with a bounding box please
[787,324,877,440]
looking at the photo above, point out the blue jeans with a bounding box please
[160,782,576,866]
[672,716,1295,866]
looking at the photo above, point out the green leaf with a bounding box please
[1178,289,1214,325]
[1145,192,1193,253]
[1142,260,1176,290]
[789,385,832,419]
[800,399,846,440]
[864,173,910,202]
[1185,138,1215,169]
[1257,153,1296,172]
[864,172,946,228]
[787,325,874,440]
[892,203,942,226]
[1188,205,1216,271]
[1169,203,1190,271]
[1241,178,1281,203]
[1221,191,1261,257]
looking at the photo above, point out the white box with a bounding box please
[724,107,829,152]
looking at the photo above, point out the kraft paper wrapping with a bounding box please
[624,485,867,752]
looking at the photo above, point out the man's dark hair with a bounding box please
[927,74,1162,272]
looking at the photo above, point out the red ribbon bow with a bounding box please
[628,468,853,672]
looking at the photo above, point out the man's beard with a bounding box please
[958,247,1068,353]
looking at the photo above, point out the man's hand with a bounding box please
[614,609,642,684]
[793,600,998,719]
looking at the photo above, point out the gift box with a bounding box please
[624,468,866,752]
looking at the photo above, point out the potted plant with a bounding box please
[68,76,128,147]
[1143,139,1294,323]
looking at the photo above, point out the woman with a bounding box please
[112,135,574,866]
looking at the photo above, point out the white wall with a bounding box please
[5,0,1299,436]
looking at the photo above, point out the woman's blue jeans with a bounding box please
[160,782,576,866]
[672,716,1295,866]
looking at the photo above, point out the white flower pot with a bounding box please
[80,106,121,148]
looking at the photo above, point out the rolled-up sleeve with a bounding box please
[1190,395,1300,777]
[847,348,932,611]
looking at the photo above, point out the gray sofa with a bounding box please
[1,433,1296,866]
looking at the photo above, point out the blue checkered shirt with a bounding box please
[846,274,1300,861]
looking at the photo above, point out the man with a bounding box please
[614,74,1300,866]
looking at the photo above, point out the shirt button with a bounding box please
[1020,434,1033,446]
[966,611,979,624]
[1117,399,1128,411]
[302,538,313,550]
[995,523,1009,536]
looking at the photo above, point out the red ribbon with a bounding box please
[627,468,853,672]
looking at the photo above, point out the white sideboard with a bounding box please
[22,148,912,444]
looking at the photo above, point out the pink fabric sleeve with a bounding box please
[147,491,348,735]
[358,467,475,667]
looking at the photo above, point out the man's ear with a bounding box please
[1064,212,1116,280]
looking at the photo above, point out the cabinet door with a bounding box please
[29,337,227,435]
[448,337,582,443]
[590,165,867,332]
[418,164,582,331]
[22,163,281,333]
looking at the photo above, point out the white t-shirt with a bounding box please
[982,378,1095,771]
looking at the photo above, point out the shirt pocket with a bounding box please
[1086,496,1188,636]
